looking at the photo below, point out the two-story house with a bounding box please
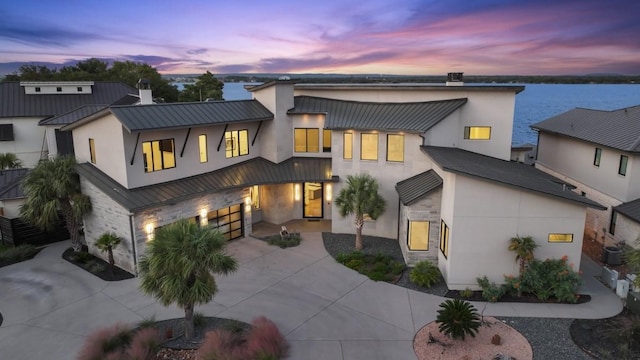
[532,105,640,248]
[65,75,603,289]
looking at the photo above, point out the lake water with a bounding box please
[175,82,640,146]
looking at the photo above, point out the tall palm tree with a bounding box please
[508,235,538,274]
[95,232,122,275]
[138,219,238,340]
[334,174,386,250]
[0,153,23,169]
[20,156,91,252]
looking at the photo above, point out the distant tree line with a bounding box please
[2,59,224,103]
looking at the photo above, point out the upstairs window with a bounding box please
[323,129,332,152]
[387,134,404,162]
[593,148,602,167]
[225,130,249,158]
[548,233,573,243]
[464,126,491,140]
[89,138,96,163]
[619,155,628,176]
[360,133,378,160]
[294,128,319,152]
[0,124,14,141]
[199,134,208,163]
[343,132,353,159]
[142,139,175,172]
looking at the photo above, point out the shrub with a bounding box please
[477,276,504,302]
[502,274,523,297]
[336,251,405,282]
[459,288,473,298]
[223,319,249,334]
[436,299,481,340]
[267,234,301,248]
[409,260,441,288]
[137,315,156,329]
[197,329,244,360]
[71,251,93,264]
[0,244,39,263]
[520,257,581,303]
[85,260,106,274]
[194,311,207,328]
[76,323,132,360]
[124,327,162,360]
[245,317,289,359]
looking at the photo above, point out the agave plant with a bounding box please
[436,299,481,340]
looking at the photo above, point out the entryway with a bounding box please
[303,182,323,218]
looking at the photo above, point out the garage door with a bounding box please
[207,204,243,241]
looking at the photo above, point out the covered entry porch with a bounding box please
[251,219,332,238]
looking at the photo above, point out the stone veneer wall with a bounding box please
[616,214,640,247]
[261,183,295,224]
[398,188,442,266]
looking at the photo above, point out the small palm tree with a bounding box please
[508,235,538,274]
[334,174,386,250]
[20,156,91,252]
[436,299,481,340]
[95,232,121,275]
[0,153,23,169]
[139,219,238,340]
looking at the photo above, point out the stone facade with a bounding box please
[615,213,640,247]
[398,188,442,265]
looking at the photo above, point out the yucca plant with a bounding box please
[436,299,481,340]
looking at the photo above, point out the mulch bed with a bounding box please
[570,308,640,359]
[0,248,42,268]
[62,247,134,281]
[445,290,591,304]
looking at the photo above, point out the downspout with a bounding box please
[129,214,138,275]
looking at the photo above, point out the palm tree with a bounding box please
[95,232,122,275]
[0,153,23,169]
[20,156,91,252]
[334,174,386,250]
[138,219,238,340]
[508,235,538,274]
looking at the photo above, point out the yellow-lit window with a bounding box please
[89,138,96,164]
[387,134,404,162]
[344,132,353,159]
[294,128,319,152]
[142,139,175,172]
[199,134,207,163]
[361,133,378,160]
[440,220,449,258]
[408,220,429,251]
[251,185,260,209]
[464,126,491,140]
[225,130,249,158]
[323,129,332,152]
[548,233,573,243]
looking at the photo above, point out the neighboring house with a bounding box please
[0,81,137,167]
[532,105,640,247]
[0,168,29,218]
[510,142,536,164]
[65,74,603,289]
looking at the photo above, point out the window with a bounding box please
[387,134,404,162]
[77,87,83,92]
[225,130,249,158]
[343,132,353,159]
[89,138,96,164]
[56,87,62,92]
[408,221,429,251]
[0,124,14,141]
[610,211,617,235]
[35,87,41,92]
[294,128,319,152]
[142,139,176,172]
[619,155,628,176]
[548,233,573,243]
[323,129,332,152]
[464,126,491,140]
[198,134,207,163]
[251,185,260,209]
[361,133,378,160]
[594,148,602,167]
[439,220,449,258]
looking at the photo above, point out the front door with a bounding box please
[303,182,323,218]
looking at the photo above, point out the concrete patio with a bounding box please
[0,230,623,360]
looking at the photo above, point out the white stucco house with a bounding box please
[64,74,603,289]
[532,105,640,248]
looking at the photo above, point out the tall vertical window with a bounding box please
[464,126,491,140]
[619,155,628,176]
[251,185,260,209]
[89,138,96,164]
[439,220,449,258]
[408,220,429,251]
[294,128,319,152]
[609,211,617,235]
[142,139,176,172]
[225,130,249,158]
[323,129,332,152]
[199,134,208,163]
[593,148,602,167]
[361,133,378,160]
[343,132,353,159]
[387,134,404,162]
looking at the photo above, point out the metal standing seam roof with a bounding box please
[288,96,468,132]
[531,105,640,152]
[38,104,108,125]
[0,81,136,118]
[106,100,274,132]
[421,146,606,210]
[0,168,29,200]
[614,199,640,224]
[76,157,335,212]
[395,170,443,205]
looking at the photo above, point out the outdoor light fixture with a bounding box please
[326,184,332,202]
[200,209,208,226]
[145,223,155,241]
[294,184,301,201]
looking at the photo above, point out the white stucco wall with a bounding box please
[44,125,62,159]
[0,117,46,167]
[253,83,294,164]
[0,198,24,218]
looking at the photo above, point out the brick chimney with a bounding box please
[446,72,464,86]
[137,78,153,105]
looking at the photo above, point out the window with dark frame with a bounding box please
[548,233,573,243]
[77,87,83,92]
[464,126,491,140]
[89,138,96,163]
[323,129,332,152]
[294,128,319,152]
[609,211,617,235]
[0,124,14,141]
[619,155,628,176]
[593,148,602,167]
[225,130,249,158]
[142,138,176,172]
[360,133,378,160]
[408,220,429,251]
[35,87,41,92]
[439,220,449,258]
[198,134,208,163]
[56,87,62,92]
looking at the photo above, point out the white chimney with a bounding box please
[446,72,464,86]
[137,78,153,105]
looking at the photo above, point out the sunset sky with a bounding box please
[1,0,639,75]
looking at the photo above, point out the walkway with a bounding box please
[0,232,623,360]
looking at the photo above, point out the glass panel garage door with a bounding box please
[207,204,243,241]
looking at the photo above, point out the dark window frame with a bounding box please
[225,129,249,158]
[294,128,320,153]
[142,138,176,172]
[464,126,492,140]
[619,155,629,176]
[322,129,332,153]
[407,220,429,251]
[610,211,617,235]
[593,148,602,167]
[0,124,14,141]
[439,220,449,258]
[89,138,96,164]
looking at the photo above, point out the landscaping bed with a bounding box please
[445,289,591,304]
[571,308,640,359]
[0,244,41,268]
[257,232,302,248]
[62,247,134,281]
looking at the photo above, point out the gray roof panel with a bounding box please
[614,199,640,224]
[39,104,108,125]
[76,157,334,211]
[531,105,640,152]
[288,96,467,132]
[395,170,442,205]
[0,168,29,200]
[422,146,605,210]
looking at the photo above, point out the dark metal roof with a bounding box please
[288,96,467,132]
[531,105,640,152]
[0,168,29,200]
[0,81,136,118]
[107,100,274,132]
[76,157,335,212]
[294,83,525,94]
[395,170,442,205]
[614,199,640,224]
[422,146,605,210]
[109,94,140,106]
[39,104,108,125]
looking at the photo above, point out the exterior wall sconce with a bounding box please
[145,223,155,241]
[244,196,251,212]
[200,209,208,226]
[326,184,332,203]
[294,184,301,201]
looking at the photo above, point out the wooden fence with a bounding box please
[0,215,70,247]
